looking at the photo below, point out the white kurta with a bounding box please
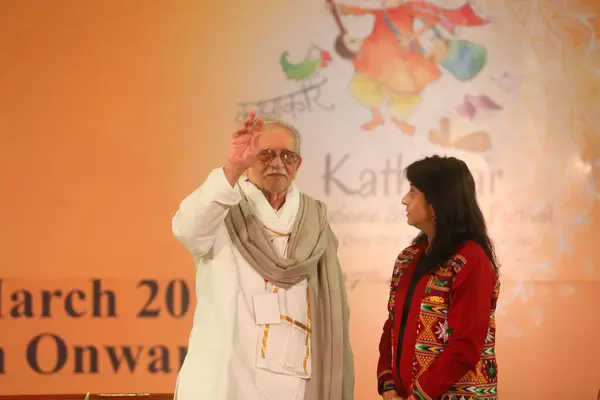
[172,167,310,400]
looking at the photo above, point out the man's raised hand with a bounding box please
[224,110,264,185]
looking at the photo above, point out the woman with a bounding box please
[377,155,500,400]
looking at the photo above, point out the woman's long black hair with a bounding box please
[406,155,500,272]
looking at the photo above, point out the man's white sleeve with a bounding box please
[172,167,242,256]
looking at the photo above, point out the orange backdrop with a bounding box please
[1,0,599,399]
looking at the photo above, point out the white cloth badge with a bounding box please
[252,293,281,325]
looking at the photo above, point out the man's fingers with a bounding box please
[232,126,246,137]
[233,122,256,137]
[234,111,261,138]
[253,116,264,130]
[251,130,262,149]
[244,110,256,127]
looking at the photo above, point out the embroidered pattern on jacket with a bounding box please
[386,250,500,400]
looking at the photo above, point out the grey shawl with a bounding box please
[224,193,354,400]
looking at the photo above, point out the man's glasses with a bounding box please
[257,149,299,165]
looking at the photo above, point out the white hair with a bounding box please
[255,116,301,154]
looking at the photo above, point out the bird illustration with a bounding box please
[279,45,332,84]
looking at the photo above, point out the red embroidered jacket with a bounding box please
[377,241,500,400]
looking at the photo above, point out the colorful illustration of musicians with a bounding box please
[329,0,489,134]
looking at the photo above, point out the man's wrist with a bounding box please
[223,163,245,187]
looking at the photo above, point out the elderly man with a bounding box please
[172,111,355,400]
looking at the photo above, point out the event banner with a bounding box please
[1,278,191,376]
[1,0,599,398]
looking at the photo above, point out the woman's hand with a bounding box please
[382,390,405,400]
